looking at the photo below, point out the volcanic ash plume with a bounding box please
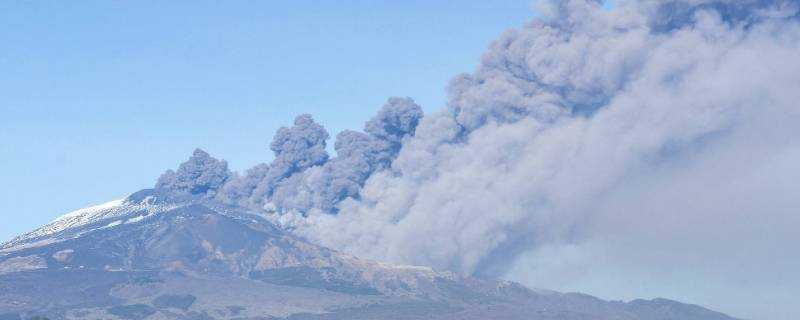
[264,0,800,279]
[157,1,800,295]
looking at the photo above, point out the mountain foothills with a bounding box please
[0,191,738,320]
[4,0,800,319]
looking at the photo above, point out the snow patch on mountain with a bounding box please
[1,195,180,253]
[54,199,125,221]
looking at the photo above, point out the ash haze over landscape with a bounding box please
[2,1,800,320]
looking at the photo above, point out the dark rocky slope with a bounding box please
[0,190,739,320]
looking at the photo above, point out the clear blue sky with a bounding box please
[0,1,538,242]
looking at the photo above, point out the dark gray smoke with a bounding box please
[365,97,425,148]
[267,98,423,214]
[269,114,330,174]
[155,148,231,198]
[154,2,800,318]
[181,98,424,214]
[263,2,800,318]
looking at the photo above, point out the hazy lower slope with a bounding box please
[0,190,739,320]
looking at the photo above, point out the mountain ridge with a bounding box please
[0,190,741,320]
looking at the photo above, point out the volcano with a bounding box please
[0,189,739,320]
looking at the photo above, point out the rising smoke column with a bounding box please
[151,2,799,317]
[275,0,800,283]
[268,97,423,214]
[210,98,423,214]
[215,114,330,209]
[156,148,231,198]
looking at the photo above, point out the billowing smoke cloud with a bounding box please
[273,0,799,275]
[156,148,231,198]
[214,114,330,208]
[365,97,425,150]
[195,98,424,214]
[267,97,424,214]
[156,1,799,318]
[265,0,800,296]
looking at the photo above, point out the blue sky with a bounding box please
[3,3,796,320]
[0,1,538,242]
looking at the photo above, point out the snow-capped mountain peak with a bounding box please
[0,190,741,320]
[1,192,179,254]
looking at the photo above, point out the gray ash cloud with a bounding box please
[155,3,800,318]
